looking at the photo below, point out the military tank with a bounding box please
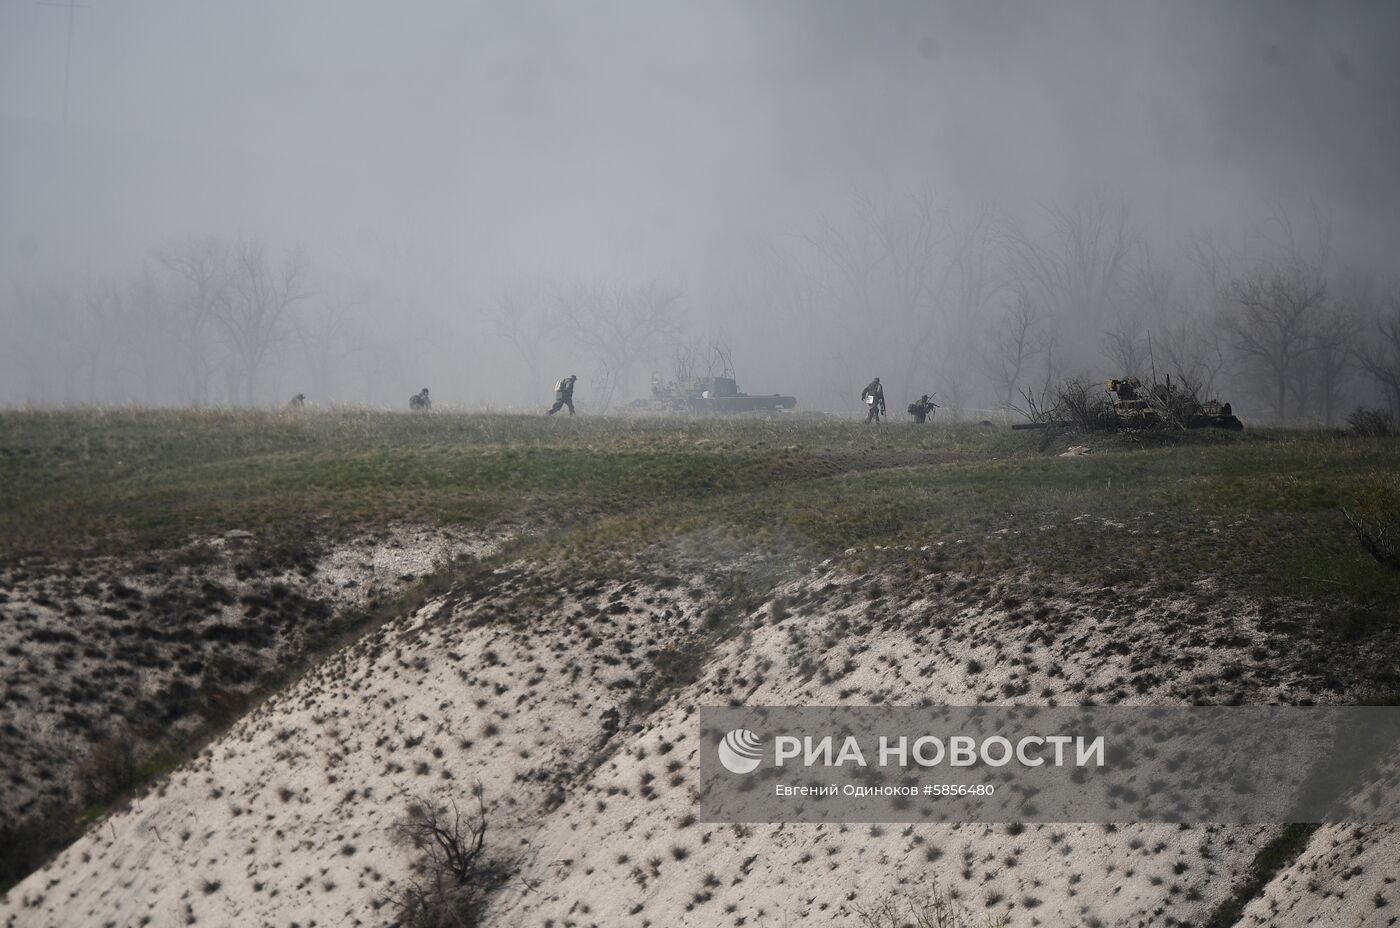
[635,372,797,414]
[1105,376,1243,431]
[1013,375,1243,431]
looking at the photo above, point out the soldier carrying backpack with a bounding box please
[548,374,577,416]
[908,393,939,424]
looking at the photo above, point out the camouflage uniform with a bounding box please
[861,378,886,424]
[908,394,938,424]
[548,375,577,416]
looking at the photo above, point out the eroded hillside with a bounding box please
[6,549,1399,928]
[0,526,492,830]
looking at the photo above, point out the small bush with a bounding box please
[1053,379,1115,431]
[1341,475,1400,571]
[853,884,1009,928]
[1342,505,1400,571]
[1346,406,1393,437]
[74,729,143,805]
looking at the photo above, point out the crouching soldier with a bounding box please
[287,393,305,409]
[861,377,886,424]
[907,393,939,424]
[409,388,431,411]
[548,374,577,416]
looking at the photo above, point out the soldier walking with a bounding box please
[861,377,886,424]
[548,374,577,416]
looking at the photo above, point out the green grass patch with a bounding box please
[4,408,1398,624]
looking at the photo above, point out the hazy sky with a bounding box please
[4,0,1400,279]
[4,1,1400,414]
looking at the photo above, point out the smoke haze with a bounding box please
[4,1,1399,417]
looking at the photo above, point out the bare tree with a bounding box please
[804,187,987,396]
[1103,312,1149,379]
[671,337,734,384]
[933,204,1006,416]
[156,235,233,406]
[999,192,1137,337]
[554,280,681,411]
[20,271,117,404]
[1137,231,1236,399]
[853,883,1008,928]
[115,263,177,404]
[388,791,518,928]
[1105,242,1191,380]
[1223,259,1328,421]
[979,292,1054,408]
[1221,199,1342,421]
[1305,294,1361,426]
[765,188,1006,414]
[805,187,941,321]
[210,240,310,404]
[75,277,120,402]
[1151,313,1226,400]
[485,276,555,403]
[294,287,365,404]
[744,239,851,411]
[6,274,80,402]
[1359,291,1400,418]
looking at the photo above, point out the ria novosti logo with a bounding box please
[717,728,764,774]
[714,727,1106,775]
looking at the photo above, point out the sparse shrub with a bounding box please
[1341,479,1400,571]
[73,728,142,805]
[1346,406,1393,437]
[1050,378,1114,431]
[385,792,518,928]
[853,884,1008,928]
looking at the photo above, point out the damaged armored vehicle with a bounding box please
[636,372,798,414]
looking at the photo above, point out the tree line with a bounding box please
[3,192,1399,423]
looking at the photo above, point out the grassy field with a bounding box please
[3,407,1398,625]
[2,407,1398,906]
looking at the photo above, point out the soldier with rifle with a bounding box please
[908,393,939,424]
